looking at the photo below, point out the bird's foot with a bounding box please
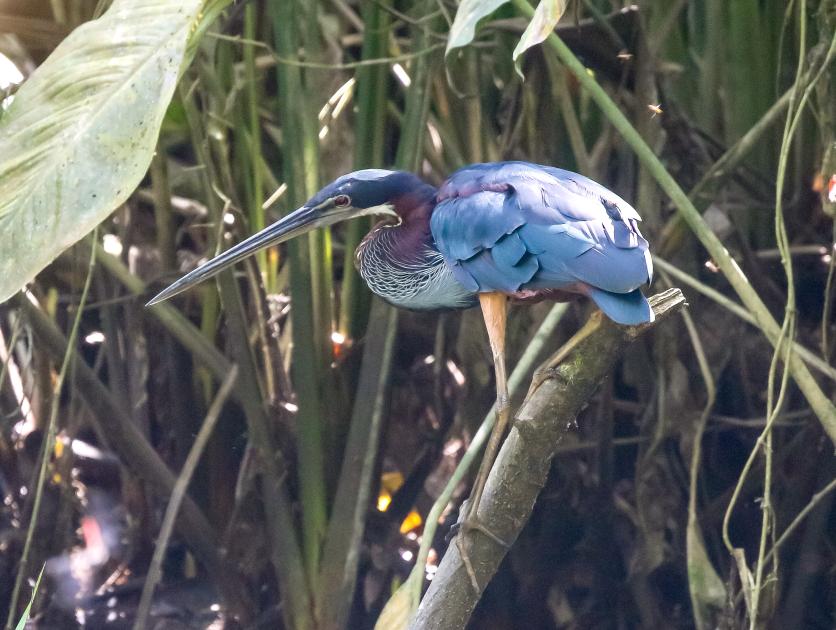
[528,314,603,393]
[452,513,511,593]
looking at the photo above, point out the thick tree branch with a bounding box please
[411,289,686,630]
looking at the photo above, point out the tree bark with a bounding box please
[411,289,686,630]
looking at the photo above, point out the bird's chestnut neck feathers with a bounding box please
[388,179,437,223]
[352,172,476,310]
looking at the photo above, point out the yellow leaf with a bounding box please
[399,510,422,534]
[375,581,414,630]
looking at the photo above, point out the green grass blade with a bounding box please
[243,3,269,288]
[13,565,44,630]
[5,233,96,629]
[179,80,313,629]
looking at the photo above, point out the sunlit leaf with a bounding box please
[512,0,569,65]
[447,0,567,64]
[374,581,413,630]
[0,0,206,303]
[445,0,510,57]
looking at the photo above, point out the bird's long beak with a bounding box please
[147,204,326,306]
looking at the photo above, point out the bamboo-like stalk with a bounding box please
[150,153,175,271]
[271,0,330,600]
[180,81,313,630]
[511,0,836,446]
[244,3,270,289]
[339,0,390,340]
[320,4,438,627]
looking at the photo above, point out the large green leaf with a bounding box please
[445,0,509,56]
[0,0,204,303]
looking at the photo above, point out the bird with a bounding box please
[148,160,653,589]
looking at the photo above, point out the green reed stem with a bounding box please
[340,0,390,339]
[5,231,96,630]
[271,0,329,603]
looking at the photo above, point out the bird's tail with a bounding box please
[586,287,654,325]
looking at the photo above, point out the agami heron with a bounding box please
[148,161,653,588]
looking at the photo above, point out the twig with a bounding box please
[211,31,446,70]
[658,43,833,259]
[134,366,239,630]
[410,290,685,630]
[652,256,836,384]
[763,476,836,568]
[678,286,725,630]
[319,301,398,629]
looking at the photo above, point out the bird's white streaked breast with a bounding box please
[355,225,476,310]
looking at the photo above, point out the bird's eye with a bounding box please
[334,195,351,208]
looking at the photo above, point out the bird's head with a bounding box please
[147,169,433,305]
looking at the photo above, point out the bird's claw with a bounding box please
[454,516,511,594]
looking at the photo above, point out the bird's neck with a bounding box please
[363,185,438,265]
[390,182,437,223]
[358,200,437,269]
[354,190,479,310]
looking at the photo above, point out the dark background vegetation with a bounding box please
[0,0,835,629]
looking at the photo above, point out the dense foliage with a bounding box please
[0,0,834,628]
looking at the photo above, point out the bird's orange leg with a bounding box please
[456,291,512,592]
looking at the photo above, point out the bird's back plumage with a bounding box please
[430,162,653,324]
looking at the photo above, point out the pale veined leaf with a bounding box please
[686,520,727,629]
[0,0,207,302]
[512,0,569,66]
[446,0,568,71]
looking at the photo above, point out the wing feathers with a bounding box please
[430,162,652,306]
[492,232,528,267]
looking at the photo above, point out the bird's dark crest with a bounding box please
[304,169,434,217]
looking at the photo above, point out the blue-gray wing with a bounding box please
[430,162,654,324]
